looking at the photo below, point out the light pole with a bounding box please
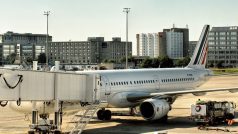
[123,8,130,69]
[44,11,50,66]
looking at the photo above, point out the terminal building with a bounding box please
[165,31,183,59]
[136,26,189,59]
[136,33,159,58]
[47,37,132,65]
[0,31,132,67]
[163,27,189,59]
[189,41,197,57]
[207,26,238,67]
[0,31,51,64]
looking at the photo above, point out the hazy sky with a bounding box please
[0,0,237,55]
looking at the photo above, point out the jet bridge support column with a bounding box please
[29,61,38,132]
[32,102,37,124]
[54,61,61,133]
[54,99,60,130]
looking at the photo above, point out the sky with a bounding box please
[0,0,238,55]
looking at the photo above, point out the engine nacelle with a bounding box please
[107,92,138,108]
[140,99,170,120]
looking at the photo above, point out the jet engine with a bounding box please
[140,99,170,120]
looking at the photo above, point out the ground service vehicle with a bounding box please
[191,100,236,125]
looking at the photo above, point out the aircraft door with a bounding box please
[100,75,111,96]
[153,75,160,90]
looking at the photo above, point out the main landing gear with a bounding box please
[97,108,112,120]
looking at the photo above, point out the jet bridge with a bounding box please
[0,68,101,134]
[0,69,100,102]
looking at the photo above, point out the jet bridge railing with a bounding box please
[0,69,99,102]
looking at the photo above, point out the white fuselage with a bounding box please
[80,68,211,93]
[77,67,212,107]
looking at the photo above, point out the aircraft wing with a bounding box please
[127,87,238,102]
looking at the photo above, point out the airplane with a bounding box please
[4,25,238,122]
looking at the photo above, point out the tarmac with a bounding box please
[0,75,238,134]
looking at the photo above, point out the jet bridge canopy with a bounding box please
[0,69,100,102]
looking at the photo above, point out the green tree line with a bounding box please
[140,56,191,68]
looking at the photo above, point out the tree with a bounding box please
[71,67,79,71]
[128,56,136,62]
[103,59,108,63]
[208,63,214,68]
[151,58,160,68]
[159,56,174,68]
[26,57,33,64]
[216,61,224,68]
[120,57,126,63]
[183,57,191,66]
[99,66,107,70]
[140,57,161,68]
[108,59,115,63]
[141,58,152,68]
[6,53,16,64]
[38,53,46,63]
[175,57,191,67]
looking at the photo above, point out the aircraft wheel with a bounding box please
[209,119,215,126]
[97,110,104,120]
[226,113,234,120]
[104,110,112,120]
[0,101,8,107]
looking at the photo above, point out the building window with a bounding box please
[208,37,214,40]
[220,41,226,45]
[231,32,237,35]
[231,41,236,45]
[209,41,215,45]
[220,32,226,35]
[220,37,226,40]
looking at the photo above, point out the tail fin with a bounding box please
[187,25,210,69]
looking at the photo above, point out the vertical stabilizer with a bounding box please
[187,25,210,69]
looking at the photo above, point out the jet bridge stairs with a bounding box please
[64,101,101,134]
